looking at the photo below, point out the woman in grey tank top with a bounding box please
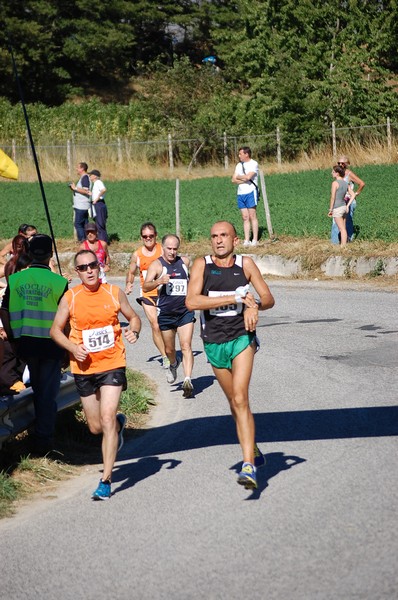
[328,165,354,246]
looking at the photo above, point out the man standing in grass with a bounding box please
[125,222,169,370]
[70,162,91,242]
[232,146,260,247]
[143,234,195,398]
[186,221,274,490]
[50,249,141,500]
[88,169,108,243]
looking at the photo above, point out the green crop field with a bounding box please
[0,164,397,242]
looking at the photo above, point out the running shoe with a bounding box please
[116,413,127,452]
[182,377,194,398]
[254,444,265,468]
[167,357,181,384]
[243,240,251,247]
[237,462,257,489]
[92,479,111,500]
[161,356,170,369]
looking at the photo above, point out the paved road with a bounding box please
[1,279,397,600]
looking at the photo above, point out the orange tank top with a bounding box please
[137,243,163,298]
[65,283,126,375]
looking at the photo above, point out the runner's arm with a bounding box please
[50,297,89,362]
[118,289,141,344]
[103,241,110,272]
[125,252,138,295]
[142,259,167,293]
[186,258,239,311]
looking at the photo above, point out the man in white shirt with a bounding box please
[231,146,259,247]
[88,169,108,243]
[70,162,91,242]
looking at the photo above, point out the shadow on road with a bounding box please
[111,456,181,496]
[120,405,398,460]
[230,452,307,500]
[114,405,398,492]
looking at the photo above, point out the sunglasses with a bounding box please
[142,234,155,240]
[75,260,99,272]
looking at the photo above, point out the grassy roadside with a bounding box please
[0,368,156,519]
[51,235,398,288]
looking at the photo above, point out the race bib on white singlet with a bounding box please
[166,279,187,296]
[82,325,115,352]
[208,290,243,317]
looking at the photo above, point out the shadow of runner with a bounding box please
[111,456,181,494]
[230,452,306,500]
[121,405,398,462]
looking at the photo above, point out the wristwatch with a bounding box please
[132,330,140,339]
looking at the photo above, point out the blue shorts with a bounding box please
[158,309,196,331]
[237,192,257,209]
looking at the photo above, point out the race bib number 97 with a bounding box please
[208,290,242,317]
[166,279,187,296]
[82,325,115,352]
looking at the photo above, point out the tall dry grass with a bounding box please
[11,139,398,183]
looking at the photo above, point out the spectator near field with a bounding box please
[0,224,37,278]
[80,222,110,283]
[231,146,260,247]
[50,249,141,500]
[331,155,365,244]
[186,221,275,490]
[4,235,29,281]
[88,169,108,243]
[143,234,195,398]
[0,234,68,455]
[70,162,91,242]
[125,222,168,370]
[328,165,355,246]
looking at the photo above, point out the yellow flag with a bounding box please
[0,148,18,180]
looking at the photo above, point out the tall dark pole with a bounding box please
[7,40,62,274]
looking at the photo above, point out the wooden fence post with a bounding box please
[276,126,281,166]
[12,139,16,162]
[26,130,32,160]
[332,122,337,158]
[168,133,174,172]
[259,169,274,238]
[117,137,123,163]
[223,131,229,170]
[387,117,392,155]
[175,178,180,237]
[67,140,72,179]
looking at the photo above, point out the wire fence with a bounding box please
[1,119,398,178]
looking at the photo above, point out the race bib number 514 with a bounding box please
[82,325,115,352]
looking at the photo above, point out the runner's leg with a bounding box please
[142,302,166,357]
[212,344,255,464]
[177,321,194,378]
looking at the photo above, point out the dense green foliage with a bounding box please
[0,164,396,242]
[1,2,398,155]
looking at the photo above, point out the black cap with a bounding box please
[28,234,53,259]
[85,222,97,231]
[88,169,101,177]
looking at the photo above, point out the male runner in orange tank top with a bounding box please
[51,250,141,500]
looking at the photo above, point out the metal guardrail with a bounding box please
[0,371,80,450]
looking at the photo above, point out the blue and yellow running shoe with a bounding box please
[237,462,257,489]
